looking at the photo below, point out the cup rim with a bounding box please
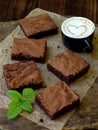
[61,16,95,39]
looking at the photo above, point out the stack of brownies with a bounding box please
[3,13,90,119]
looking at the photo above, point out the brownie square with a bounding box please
[36,81,80,119]
[3,61,42,89]
[11,38,47,63]
[19,13,58,38]
[47,50,90,83]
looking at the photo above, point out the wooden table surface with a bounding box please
[0,21,98,130]
[0,0,98,23]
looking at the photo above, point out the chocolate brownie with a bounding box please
[3,61,42,89]
[11,38,47,63]
[19,13,58,38]
[36,81,80,119]
[47,50,90,83]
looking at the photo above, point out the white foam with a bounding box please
[61,17,95,39]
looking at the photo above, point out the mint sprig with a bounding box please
[7,88,36,119]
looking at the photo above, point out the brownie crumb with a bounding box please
[57,45,60,48]
[18,32,21,35]
[39,118,44,122]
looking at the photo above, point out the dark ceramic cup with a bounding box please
[61,17,95,53]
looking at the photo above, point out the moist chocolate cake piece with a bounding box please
[19,13,58,38]
[3,61,42,89]
[36,81,80,119]
[11,38,47,63]
[47,49,90,83]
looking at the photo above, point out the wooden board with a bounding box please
[0,0,97,23]
[0,21,98,130]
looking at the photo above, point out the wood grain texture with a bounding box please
[0,0,98,23]
[0,108,48,130]
[0,21,18,41]
[64,78,98,130]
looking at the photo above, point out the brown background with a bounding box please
[0,0,98,23]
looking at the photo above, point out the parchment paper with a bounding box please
[0,8,98,130]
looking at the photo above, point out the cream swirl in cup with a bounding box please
[61,17,95,39]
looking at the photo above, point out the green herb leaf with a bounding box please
[23,88,36,101]
[8,98,20,107]
[7,88,36,120]
[7,100,22,119]
[20,101,33,112]
[7,90,22,100]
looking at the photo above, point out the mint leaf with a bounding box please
[8,98,20,107]
[7,88,36,119]
[7,100,22,119]
[7,90,22,100]
[23,88,36,101]
[20,101,33,112]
